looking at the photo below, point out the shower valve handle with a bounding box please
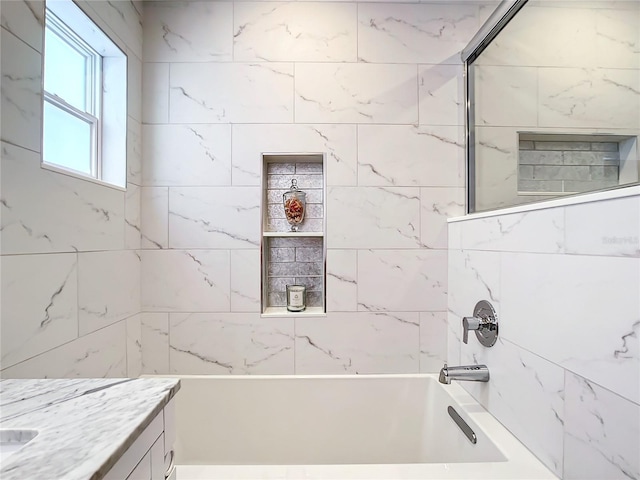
[462,300,499,348]
[462,316,481,344]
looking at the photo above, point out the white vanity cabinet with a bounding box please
[104,398,176,480]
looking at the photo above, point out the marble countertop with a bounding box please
[0,377,180,480]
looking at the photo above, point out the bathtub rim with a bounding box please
[143,373,558,479]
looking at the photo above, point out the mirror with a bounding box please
[466,0,640,213]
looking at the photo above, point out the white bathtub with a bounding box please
[167,374,557,480]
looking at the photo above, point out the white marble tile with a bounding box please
[446,310,462,367]
[81,0,142,59]
[474,66,538,128]
[459,207,565,254]
[460,339,565,477]
[326,249,357,312]
[448,220,462,250]
[125,184,141,250]
[327,187,420,248]
[231,124,356,186]
[357,3,479,64]
[142,63,169,124]
[595,7,640,69]
[230,249,261,312]
[295,63,418,124]
[447,249,500,326]
[1,253,78,369]
[564,373,640,480]
[565,195,640,257]
[0,322,127,379]
[357,249,447,312]
[141,313,170,375]
[78,250,141,335]
[170,63,294,124]
[142,124,231,187]
[141,250,230,312]
[501,252,640,404]
[140,187,168,249]
[420,187,465,249]
[168,187,261,249]
[358,125,464,187]
[419,312,447,373]
[295,312,419,374]
[473,126,519,212]
[143,1,232,62]
[418,64,463,126]
[127,116,142,186]
[126,315,142,378]
[0,0,44,52]
[477,5,598,68]
[169,313,294,374]
[127,54,142,123]
[1,142,126,254]
[538,67,640,129]
[1,28,42,153]
[234,2,356,62]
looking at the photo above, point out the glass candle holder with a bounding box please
[283,178,306,232]
[286,285,306,312]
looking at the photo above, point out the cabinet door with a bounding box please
[127,451,151,480]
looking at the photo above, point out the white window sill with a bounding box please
[41,162,126,192]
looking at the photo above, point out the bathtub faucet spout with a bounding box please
[438,363,490,384]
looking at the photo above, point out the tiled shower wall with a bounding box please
[473,2,640,211]
[448,191,640,479]
[140,1,494,375]
[518,140,620,193]
[0,0,144,378]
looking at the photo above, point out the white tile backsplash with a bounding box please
[141,313,170,375]
[1,253,78,369]
[142,124,232,187]
[1,0,142,380]
[169,313,295,375]
[357,125,464,187]
[141,249,231,312]
[327,186,421,248]
[0,321,128,379]
[170,63,294,124]
[143,1,233,63]
[564,372,640,480]
[0,0,44,53]
[419,312,448,373]
[234,2,357,62]
[1,28,42,153]
[357,249,447,312]
[500,252,640,405]
[1,142,126,255]
[168,187,261,249]
[295,312,419,374]
[78,250,141,335]
[357,3,479,64]
[295,63,419,124]
[450,193,640,479]
[231,124,357,186]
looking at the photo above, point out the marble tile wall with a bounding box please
[139,1,492,376]
[0,0,143,378]
[473,2,640,211]
[449,192,640,479]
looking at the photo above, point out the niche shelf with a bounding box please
[260,153,327,317]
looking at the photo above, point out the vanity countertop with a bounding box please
[0,377,180,480]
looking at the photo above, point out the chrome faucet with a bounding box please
[438,363,490,384]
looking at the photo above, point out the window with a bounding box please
[43,0,127,188]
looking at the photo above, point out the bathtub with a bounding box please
[166,374,557,480]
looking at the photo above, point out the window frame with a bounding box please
[41,0,127,190]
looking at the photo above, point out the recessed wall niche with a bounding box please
[261,154,326,317]
[517,133,638,196]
